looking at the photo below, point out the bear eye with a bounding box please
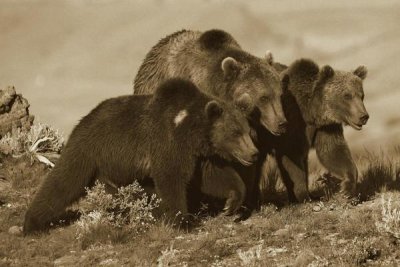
[344,93,352,100]
[236,104,246,112]
[233,129,242,137]
[260,95,270,102]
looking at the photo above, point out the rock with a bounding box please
[0,86,16,113]
[312,205,322,212]
[8,226,23,236]
[54,255,77,266]
[0,86,34,137]
[273,228,289,236]
[293,251,315,267]
[99,259,119,265]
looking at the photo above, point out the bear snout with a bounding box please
[359,113,369,125]
[277,119,288,133]
[242,146,259,163]
[250,149,259,162]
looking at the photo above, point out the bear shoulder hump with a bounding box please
[289,58,320,79]
[198,29,240,51]
[153,78,200,103]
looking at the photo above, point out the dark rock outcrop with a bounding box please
[0,86,34,137]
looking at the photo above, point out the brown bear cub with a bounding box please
[133,29,287,218]
[23,79,257,234]
[262,59,369,202]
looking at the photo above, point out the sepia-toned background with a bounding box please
[1,0,399,150]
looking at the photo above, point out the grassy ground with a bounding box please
[1,147,399,266]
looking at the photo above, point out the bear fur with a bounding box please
[133,29,287,135]
[133,29,286,218]
[260,58,369,202]
[23,78,257,234]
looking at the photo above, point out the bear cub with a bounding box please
[23,78,257,234]
[264,58,369,202]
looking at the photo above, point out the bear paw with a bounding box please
[222,191,244,216]
[233,207,253,223]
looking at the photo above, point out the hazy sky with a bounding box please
[1,0,399,148]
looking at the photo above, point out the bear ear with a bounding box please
[205,100,223,120]
[353,65,367,80]
[319,65,335,81]
[221,57,240,79]
[235,93,254,114]
[265,50,274,65]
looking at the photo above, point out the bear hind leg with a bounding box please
[24,155,96,234]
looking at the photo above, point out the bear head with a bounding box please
[220,51,287,135]
[205,94,258,166]
[314,65,369,130]
[152,78,258,166]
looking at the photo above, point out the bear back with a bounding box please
[198,29,241,51]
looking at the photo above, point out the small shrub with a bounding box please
[237,243,263,266]
[375,194,400,239]
[76,181,160,243]
[157,243,180,267]
[0,122,64,167]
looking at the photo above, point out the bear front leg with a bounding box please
[275,152,310,203]
[151,159,193,226]
[314,128,357,198]
[200,161,246,216]
[233,163,261,221]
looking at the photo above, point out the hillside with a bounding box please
[0,147,399,266]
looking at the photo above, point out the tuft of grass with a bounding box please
[357,149,400,200]
[375,193,400,239]
[157,243,181,267]
[236,243,263,266]
[0,122,64,167]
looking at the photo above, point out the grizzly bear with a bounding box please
[23,79,257,234]
[133,29,286,218]
[259,58,369,202]
[134,29,287,135]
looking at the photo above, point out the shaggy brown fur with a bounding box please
[262,59,369,202]
[133,29,286,134]
[133,29,286,219]
[23,79,257,234]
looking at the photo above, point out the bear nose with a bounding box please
[360,114,369,124]
[251,150,259,161]
[278,120,288,130]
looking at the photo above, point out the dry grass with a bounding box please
[1,142,400,266]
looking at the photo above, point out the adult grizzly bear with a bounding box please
[134,29,287,135]
[260,59,369,202]
[23,79,257,234]
[133,29,286,218]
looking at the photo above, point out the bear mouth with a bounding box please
[260,120,285,136]
[233,153,253,166]
[347,120,363,131]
